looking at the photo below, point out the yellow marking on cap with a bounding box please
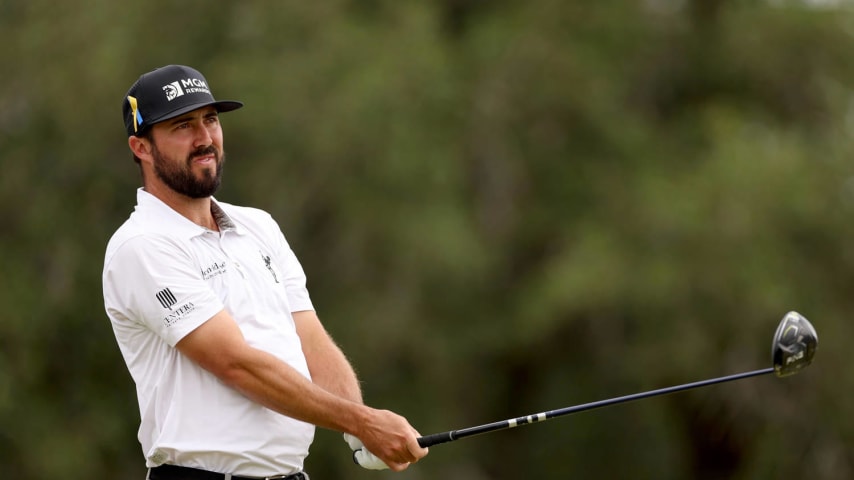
[128,95,140,133]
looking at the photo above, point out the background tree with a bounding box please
[1,0,852,478]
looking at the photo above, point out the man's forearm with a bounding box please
[293,310,363,403]
[221,344,369,433]
[312,343,362,403]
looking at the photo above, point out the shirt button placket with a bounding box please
[219,234,245,278]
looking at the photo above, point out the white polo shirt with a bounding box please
[103,188,315,476]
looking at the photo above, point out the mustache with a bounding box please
[188,145,220,162]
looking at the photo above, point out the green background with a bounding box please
[1,1,852,478]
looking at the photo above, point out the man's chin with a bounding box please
[179,175,221,199]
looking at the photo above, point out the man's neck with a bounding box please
[143,184,219,231]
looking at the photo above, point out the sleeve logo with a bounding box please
[155,287,196,327]
[156,288,177,310]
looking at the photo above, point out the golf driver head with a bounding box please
[772,311,818,377]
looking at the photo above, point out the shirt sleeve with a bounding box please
[103,235,225,347]
[272,229,314,313]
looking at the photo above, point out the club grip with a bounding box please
[418,431,454,448]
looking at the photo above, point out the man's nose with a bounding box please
[193,123,213,147]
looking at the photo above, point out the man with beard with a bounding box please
[103,65,427,480]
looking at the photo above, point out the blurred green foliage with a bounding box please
[1,0,853,478]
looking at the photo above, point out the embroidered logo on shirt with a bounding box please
[261,251,280,283]
[155,287,196,327]
[201,261,227,280]
[163,302,196,327]
[156,288,177,309]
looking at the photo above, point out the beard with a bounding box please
[151,143,225,199]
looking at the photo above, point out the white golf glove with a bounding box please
[343,433,390,470]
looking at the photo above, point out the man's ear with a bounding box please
[128,135,152,162]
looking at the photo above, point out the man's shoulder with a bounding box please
[105,215,143,254]
[103,214,186,264]
[217,201,281,232]
[217,201,273,221]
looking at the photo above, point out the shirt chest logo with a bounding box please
[201,261,227,280]
[261,250,280,283]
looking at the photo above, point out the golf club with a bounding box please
[415,311,818,448]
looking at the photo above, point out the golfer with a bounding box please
[103,65,427,479]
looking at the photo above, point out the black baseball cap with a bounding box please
[122,65,243,137]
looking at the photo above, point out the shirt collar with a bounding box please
[134,188,244,239]
[210,199,241,233]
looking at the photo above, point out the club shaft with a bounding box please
[417,367,774,448]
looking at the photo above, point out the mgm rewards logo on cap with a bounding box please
[162,77,211,101]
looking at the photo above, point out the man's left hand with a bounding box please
[343,433,390,470]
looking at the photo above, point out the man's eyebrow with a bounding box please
[167,115,193,126]
[167,111,218,125]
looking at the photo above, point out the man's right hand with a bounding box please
[350,409,429,472]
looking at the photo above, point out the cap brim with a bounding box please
[145,100,244,130]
